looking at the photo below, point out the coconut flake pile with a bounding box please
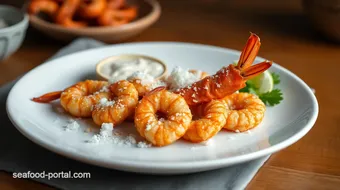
[64,119,80,131]
[87,123,152,148]
[128,71,155,85]
[166,66,202,90]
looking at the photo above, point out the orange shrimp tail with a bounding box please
[236,32,272,79]
[241,60,272,80]
[31,91,62,103]
[236,32,261,70]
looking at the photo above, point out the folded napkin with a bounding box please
[0,38,270,190]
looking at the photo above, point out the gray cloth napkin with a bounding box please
[0,38,270,190]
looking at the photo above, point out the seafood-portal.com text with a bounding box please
[12,171,91,180]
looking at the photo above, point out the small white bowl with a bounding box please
[0,5,28,61]
[96,54,168,81]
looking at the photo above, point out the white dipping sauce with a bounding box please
[101,57,164,82]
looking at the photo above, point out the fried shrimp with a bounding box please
[107,0,126,9]
[182,100,227,143]
[55,0,88,28]
[92,80,138,126]
[97,6,137,27]
[126,72,167,98]
[175,33,272,106]
[129,78,152,97]
[28,0,59,18]
[220,92,266,132]
[31,80,111,117]
[134,87,192,147]
[78,0,107,19]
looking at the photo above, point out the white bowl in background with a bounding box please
[0,5,28,61]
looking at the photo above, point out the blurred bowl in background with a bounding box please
[27,0,161,43]
[0,5,28,61]
[303,0,340,42]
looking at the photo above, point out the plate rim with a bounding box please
[5,42,319,173]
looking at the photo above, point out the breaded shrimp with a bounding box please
[92,80,138,126]
[134,87,192,147]
[31,80,111,118]
[183,100,227,143]
[221,92,266,132]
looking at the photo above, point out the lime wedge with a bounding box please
[249,70,274,94]
[232,60,238,66]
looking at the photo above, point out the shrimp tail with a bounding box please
[236,32,272,80]
[240,60,272,80]
[236,32,261,70]
[31,91,62,103]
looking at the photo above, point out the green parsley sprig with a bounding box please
[239,72,283,106]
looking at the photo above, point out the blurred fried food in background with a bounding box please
[27,0,138,28]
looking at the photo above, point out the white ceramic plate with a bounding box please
[6,42,318,174]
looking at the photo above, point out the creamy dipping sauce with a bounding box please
[100,56,165,82]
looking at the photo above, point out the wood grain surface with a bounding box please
[0,0,339,189]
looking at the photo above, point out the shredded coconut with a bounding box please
[99,85,109,92]
[145,123,153,131]
[216,83,221,88]
[96,98,115,108]
[166,66,202,90]
[87,123,152,148]
[128,71,155,85]
[64,119,80,131]
[137,141,152,148]
[100,123,114,137]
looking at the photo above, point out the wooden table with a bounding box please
[1,0,339,189]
